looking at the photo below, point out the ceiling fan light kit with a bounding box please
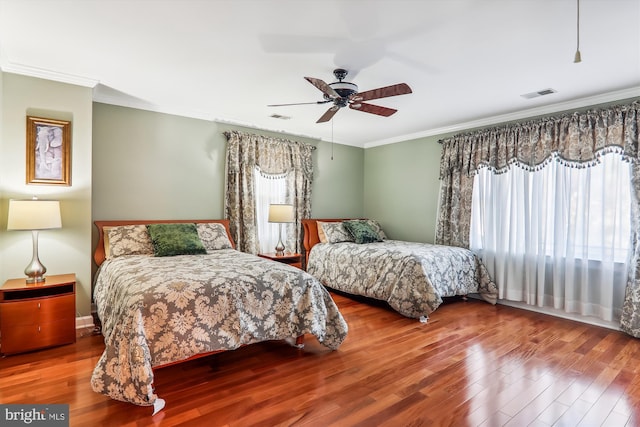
[270,68,412,123]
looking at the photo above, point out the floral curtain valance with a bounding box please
[224,130,315,179]
[439,100,639,179]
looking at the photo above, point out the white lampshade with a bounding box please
[268,204,294,223]
[7,199,62,230]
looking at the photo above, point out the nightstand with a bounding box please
[258,253,303,269]
[0,273,76,355]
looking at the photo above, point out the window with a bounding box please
[470,152,631,321]
[254,166,288,254]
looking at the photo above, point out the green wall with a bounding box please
[0,73,93,316]
[364,135,444,243]
[92,104,227,220]
[310,140,364,218]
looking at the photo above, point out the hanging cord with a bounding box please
[574,0,582,63]
[331,118,334,161]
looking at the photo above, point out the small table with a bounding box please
[258,253,303,269]
[0,273,76,355]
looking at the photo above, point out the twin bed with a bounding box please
[91,219,348,412]
[302,218,498,320]
[91,217,496,411]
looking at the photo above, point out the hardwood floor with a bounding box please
[2,292,640,426]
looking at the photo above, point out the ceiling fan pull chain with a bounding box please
[574,0,582,63]
[331,118,334,161]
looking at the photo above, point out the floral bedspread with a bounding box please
[307,240,497,318]
[91,249,348,407]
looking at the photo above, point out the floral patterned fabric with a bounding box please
[91,250,348,407]
[106,225,154,258]
[318,221,355,243]
[307,240,498,318]
[224,130,315,254]
[196,223,233,251]
[622,160,640,337]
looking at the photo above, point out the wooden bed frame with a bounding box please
[92,219,303,372]
[301,218,358,268]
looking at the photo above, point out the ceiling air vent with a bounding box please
[521,88,557,99]
[270,114,291,120]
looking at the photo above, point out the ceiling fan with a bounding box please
[268,68,412,123]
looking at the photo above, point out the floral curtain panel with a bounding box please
[436,100,640,336]
[224,130,315,254]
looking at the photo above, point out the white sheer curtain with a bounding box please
[470,153,631,322]
[254,166,288,254]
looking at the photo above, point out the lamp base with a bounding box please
[25,230,47,284]
[275,223,285,256]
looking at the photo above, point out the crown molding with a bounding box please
[364,87,640,149]
[93,91,214,122]
[0,62,99,88]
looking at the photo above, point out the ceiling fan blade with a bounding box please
[317,106,340,123]
[305,77,340,99]
[353,83,412,102]
[350,102,397,117]
[268,100,331,107]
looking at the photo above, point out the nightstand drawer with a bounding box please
[0,294,75,326]
[0,317,76,354]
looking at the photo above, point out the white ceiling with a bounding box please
[1,0,639,148]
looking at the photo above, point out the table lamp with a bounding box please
[7,198,62,283]
[268,204,294,256]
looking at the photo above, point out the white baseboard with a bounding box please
[468,295,620,330]
[496,299,620,331]
[75,315,94,330]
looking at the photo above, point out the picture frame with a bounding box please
[26,116,71,186]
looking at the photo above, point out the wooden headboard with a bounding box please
[301,218,358,268]
[93,219,234,266]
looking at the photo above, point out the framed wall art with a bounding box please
[26,116,71,186]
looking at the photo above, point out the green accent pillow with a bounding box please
[343,220,382,244]
[146,223,207,257]
[365,219,387,240]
